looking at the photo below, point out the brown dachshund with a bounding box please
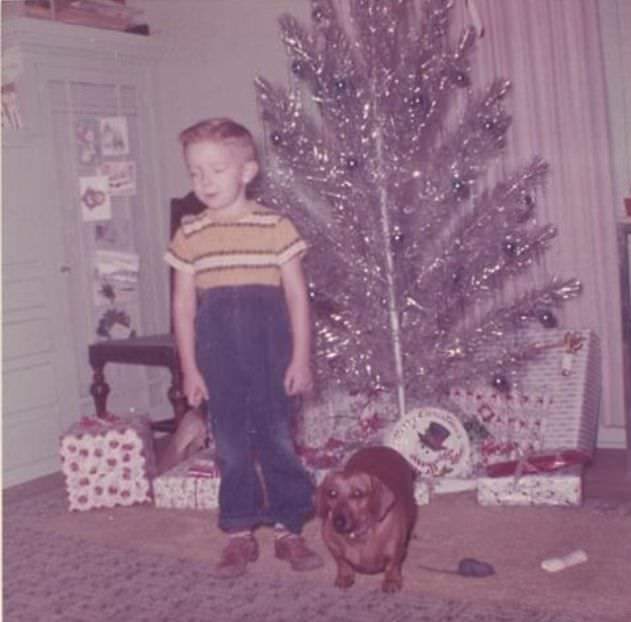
[316,446,417,592]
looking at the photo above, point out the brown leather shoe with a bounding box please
[275,535,324,571]
[212,534,259,579]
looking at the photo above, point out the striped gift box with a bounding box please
[450,329,601,470]
[477,466,583,507]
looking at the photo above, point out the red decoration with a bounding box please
[485,449,590,477]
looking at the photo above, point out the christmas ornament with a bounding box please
[291,60,305,77]
[491,374,510,393]
[537,308,558,328]
[517,193,535,222]
[391,227,404,246]
[312,7,324,22]
[451,266,464,286]
[452,178,470,201]
[334,78,348,93]
[450,68,471,88]
[345,156,359,170]
[502,239,518,257]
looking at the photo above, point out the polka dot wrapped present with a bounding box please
[59,414,156,511]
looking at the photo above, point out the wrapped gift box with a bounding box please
[294,388,397,454]
[153,449,220,510]
[294,388,401,489]
[477,466,583,507]
[60,414,156,511]
[450,329,601,473]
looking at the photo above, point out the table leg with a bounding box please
[168,365,188,428]
[90,366,110,418]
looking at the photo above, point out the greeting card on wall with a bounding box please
[93,279,138,306]
[75,118,100,166]
[95,306,137,340]
[80,175,111,222]
[95,250,140,278]
[100,116,129,157]
[2,83,23,130]
[98,161,136,196]
[2,47,23,130]
[93,250,139,306]
[94,221,132,251]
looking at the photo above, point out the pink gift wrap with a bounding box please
[59,414,156,511]
[153,449,220,510]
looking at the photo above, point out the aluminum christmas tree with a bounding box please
[255,0,581,419]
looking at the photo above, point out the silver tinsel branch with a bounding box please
[255,0,581,418]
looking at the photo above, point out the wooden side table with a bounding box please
[88,334,188,433]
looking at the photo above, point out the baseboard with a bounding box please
[2,457,60,489]
[596,425,627,449]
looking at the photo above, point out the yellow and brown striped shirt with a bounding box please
[164,206,307,289]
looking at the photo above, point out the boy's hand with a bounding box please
[284,359,313,396]
[183,367,209,408]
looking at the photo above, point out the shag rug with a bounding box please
[3,480,631,622]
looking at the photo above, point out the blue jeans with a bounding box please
[195,286,314,534]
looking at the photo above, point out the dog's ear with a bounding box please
[314,473,335,519]
[369,476,396,522]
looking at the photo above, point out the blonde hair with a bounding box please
[179,118,258,162]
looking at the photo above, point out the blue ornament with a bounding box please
[450,68,471,88]
[346,156,359,170]
[537,308,558,328]
[516,194,535,222]
[451,266,464,286]
[491,374,510,393]
[522,194,535,208]
[391,228,404,246]
[452,178,470,201]
[503,239,518,256]
[334,78,347,93]
[411,94,426,110]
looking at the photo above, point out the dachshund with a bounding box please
[315,446,417,592]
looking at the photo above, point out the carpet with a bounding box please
[4,482,631,622]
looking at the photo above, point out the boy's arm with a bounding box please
[280,255,313,395]
[172,269,208,407]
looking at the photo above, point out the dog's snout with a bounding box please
[332,512,351,534]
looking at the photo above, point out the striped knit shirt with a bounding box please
[164,206,307,289]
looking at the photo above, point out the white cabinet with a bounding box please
[2,18,170,486]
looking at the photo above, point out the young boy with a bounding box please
[164,118,323,579]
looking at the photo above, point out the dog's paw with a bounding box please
[382,577,403,593]
[335,573,355,589]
